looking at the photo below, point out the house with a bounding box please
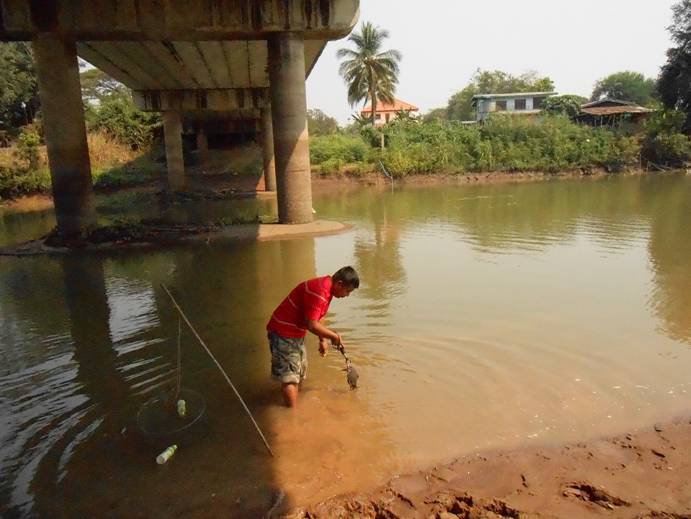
[360,98,419,126]
[471,91,557,122]
[576,98,654,126]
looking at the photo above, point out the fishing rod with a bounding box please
[161,284,274,457]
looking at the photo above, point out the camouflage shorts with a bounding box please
[268,332,307,384]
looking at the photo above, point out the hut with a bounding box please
[577,98,654,126]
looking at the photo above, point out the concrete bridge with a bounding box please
[0,0,359,234]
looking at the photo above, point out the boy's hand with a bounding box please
[318,337,329,357]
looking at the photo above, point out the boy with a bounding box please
[267,266,359,407]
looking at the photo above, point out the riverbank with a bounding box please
[288,417,691,518]
[2,168,680,214]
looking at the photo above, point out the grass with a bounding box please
[0,131,162,200]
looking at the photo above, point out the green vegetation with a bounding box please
[591,71,657,106]
[307,109,339,136]
[0,61,161,200]
[337,21,402,125]
[659,0,691,131]
[0,127,160,199]
[542,95,589,119]
[310,114,689,178]
[0,43,39,130]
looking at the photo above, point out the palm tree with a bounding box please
[337,22,402,126]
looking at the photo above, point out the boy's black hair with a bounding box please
[333,266,360,289]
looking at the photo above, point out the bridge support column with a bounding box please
[268,34,313,223]
[196,128,208,163]
[261,104,277,192]
[33,35,96,235]
[163,111,185,191]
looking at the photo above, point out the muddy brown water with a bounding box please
[1,174,690,517]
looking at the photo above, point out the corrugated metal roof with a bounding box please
[471,91,557,100]
[580,106,653,116]
[581,97,635,108]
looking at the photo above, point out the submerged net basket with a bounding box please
[137,388,206,439]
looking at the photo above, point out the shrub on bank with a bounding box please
[0,130,159,200]
[86,97,160,150]
[310,133,370,169]
[309,113,690,177]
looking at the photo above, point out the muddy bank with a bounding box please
[286,418,691,518]
[310,169,614,191]
[0,219,348,255]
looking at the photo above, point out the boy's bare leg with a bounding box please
[282,383,298,407]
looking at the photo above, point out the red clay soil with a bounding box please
[284,419,691,519]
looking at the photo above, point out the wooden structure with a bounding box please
[577,98,654,126]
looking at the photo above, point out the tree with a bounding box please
[446,69,554,121]
[337,22,402,126]
[307,108,338,136]
[542,94,588,119]
[658,0,691,131]
[80,68,129,104]
[0,42,39,129]
[591,71,657,106]
[423,107,448,123]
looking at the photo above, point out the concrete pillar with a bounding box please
[196,127,208,163]
[268,34,313,224]
[261,104,277,192]
[32,35,96,235]
[163,111,185,191]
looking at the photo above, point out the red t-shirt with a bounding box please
[267,276,333,338]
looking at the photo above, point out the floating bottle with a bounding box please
[176,399,186,418]
[156,444,178,465]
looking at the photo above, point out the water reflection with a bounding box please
[647,175,691,344]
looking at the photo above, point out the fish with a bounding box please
[345,363,359,390]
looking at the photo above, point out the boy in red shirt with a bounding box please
[267,266,359,407]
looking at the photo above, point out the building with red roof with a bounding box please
[360,98,419,126]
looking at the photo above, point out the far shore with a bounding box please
[2,168,685,214]
[287,416,691,518]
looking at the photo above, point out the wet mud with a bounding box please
[285,418,691,518]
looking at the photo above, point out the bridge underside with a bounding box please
[0,0,359,233]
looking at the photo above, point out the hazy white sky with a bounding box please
[306,0,677,124]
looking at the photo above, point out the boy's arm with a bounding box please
[306,319,341,345]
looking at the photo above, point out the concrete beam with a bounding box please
[133,88,268,112]
[33,34,96,235]
[0,0,359,40]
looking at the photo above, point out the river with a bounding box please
[0,173,689,517]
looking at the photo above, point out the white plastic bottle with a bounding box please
[156,444,178,465]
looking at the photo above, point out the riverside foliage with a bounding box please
[310,115,690,177]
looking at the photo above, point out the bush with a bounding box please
[643,133,691,168]
[87,96,160,150]
[310,134,369,165]
[14,128,41,171]
[0,164,50,199]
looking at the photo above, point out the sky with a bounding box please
[306,0,678,125]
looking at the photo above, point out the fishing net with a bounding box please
[136,388,206,438]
